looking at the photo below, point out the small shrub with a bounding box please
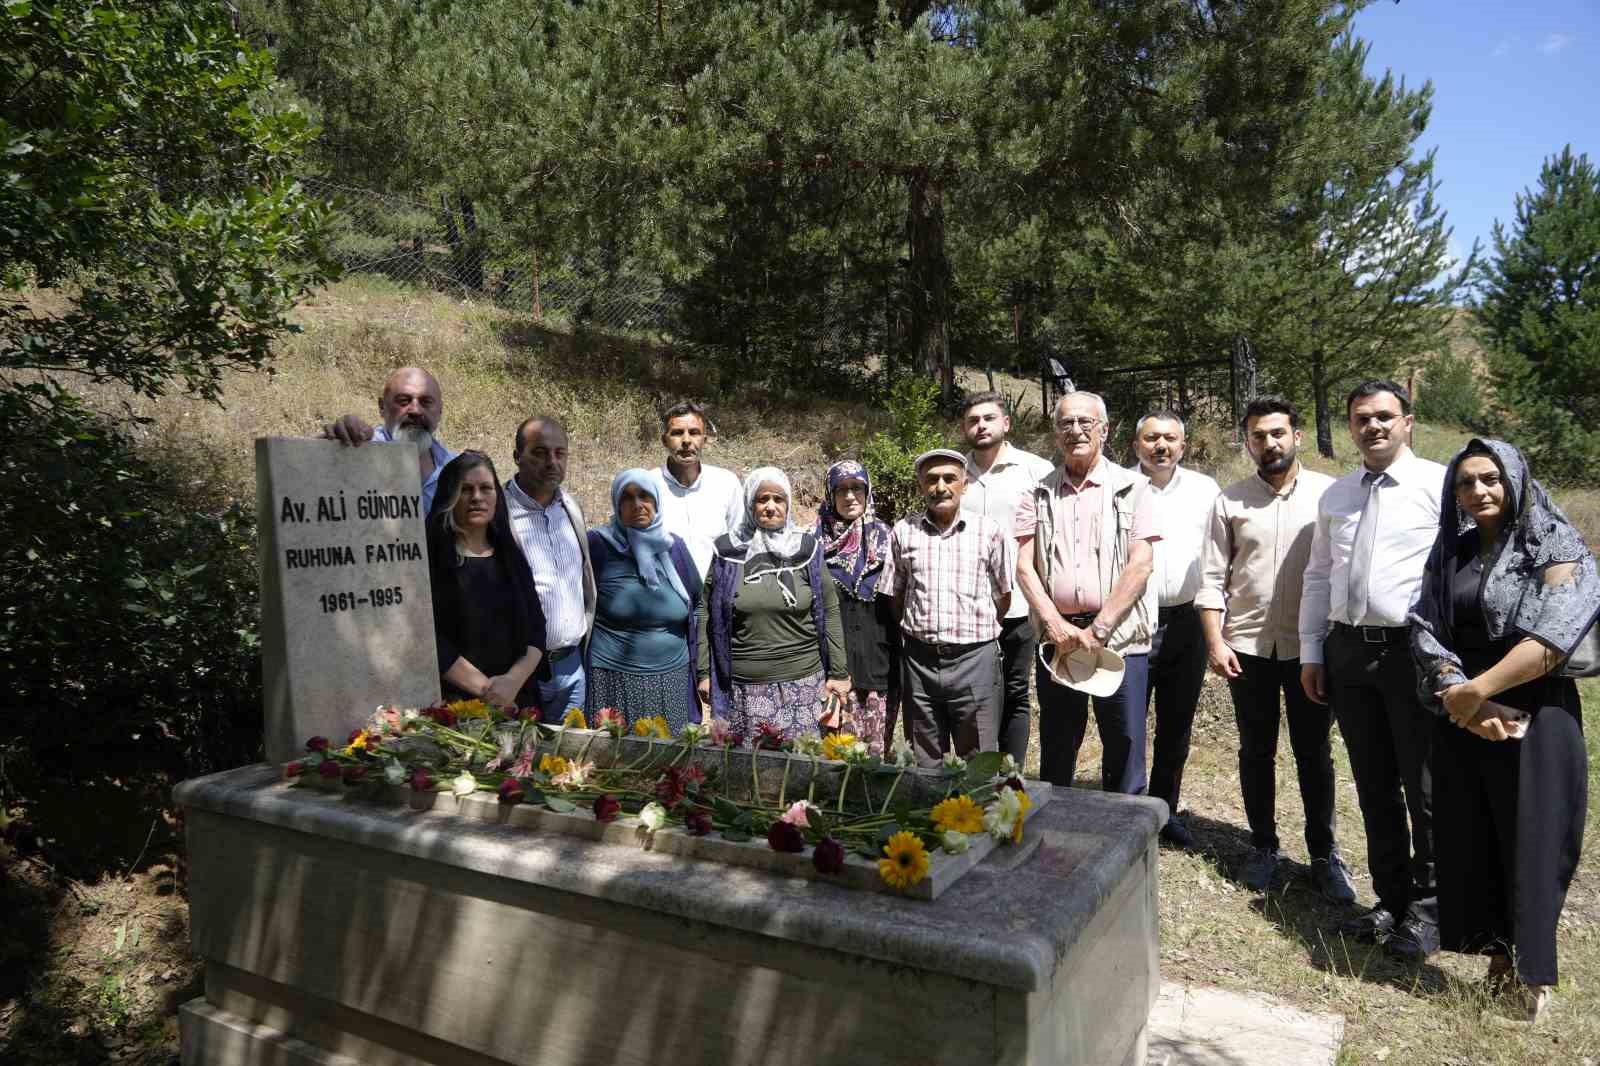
[857,376,951,524]
[1417,346,1484,428]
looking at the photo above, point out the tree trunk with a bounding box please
[905,170,953,403]
[1312,351,1335,458]
[530,249,543,320]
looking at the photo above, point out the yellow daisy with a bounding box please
[632,715,670,739]
[1011,789,1032,845]
[342,729,372,755]
[562,707,587,729]
[448,699,490,720]
[539,753,570,777]
[878,831,930,892]
[931,794,984,835]
[820,733,858,761]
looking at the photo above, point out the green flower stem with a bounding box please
[878,770,906,816]
[837,765,851,813]
[778,755,791,809]
[576,733,595,766]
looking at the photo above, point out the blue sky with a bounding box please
[1355,0,1599,271]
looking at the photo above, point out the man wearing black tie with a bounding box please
[1299,380,1447,960]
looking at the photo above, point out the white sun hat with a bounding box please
[1036,642,1126,698]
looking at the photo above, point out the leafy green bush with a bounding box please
[858,377,951,526]
[1417,346,1484,428]
[0,398,262,772]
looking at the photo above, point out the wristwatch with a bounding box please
[1090,621,1112,643]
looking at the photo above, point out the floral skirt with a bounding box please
[587,664,695,735]
[729,669,826,746]
[842,690,890,757]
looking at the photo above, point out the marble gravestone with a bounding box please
[256,438,439,763]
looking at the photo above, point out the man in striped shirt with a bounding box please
[505,416,596,723]
[880,449,1015,767]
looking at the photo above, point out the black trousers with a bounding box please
[1326,626,1436,922]
[1036,653,1150,794]
[1434,676,1586,986]
[997,616,1036,763]
[1228,652,1337,857]
[1147,603,1207,813]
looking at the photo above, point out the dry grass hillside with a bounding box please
[49,277,1600,1066]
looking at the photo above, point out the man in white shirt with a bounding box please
[1131,410,1219,851]
[1299,379,1446,961]
[505,416,596,722]
[959,391,1055,763]
[655,401,744,578]
[1197,396,1354,903]
[321,366,457,512]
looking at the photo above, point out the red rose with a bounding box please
[283,761,304,779]
[812,837,846,874]
[498,778,525,805]
[305,736,330,753]
[1004,775,1026,793]
[682,764,706,789]
[341,764,367,785]
[767,820,805,853]
[592,794,621,823]
[317,760,342,779]
[684,809,713,836]
[409,768,433,791]
[754,722,787,751]
[653,768,686,808]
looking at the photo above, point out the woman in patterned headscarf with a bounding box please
[1411,438,1598,1024]
[816,459,899,754]
[697,467,850,743]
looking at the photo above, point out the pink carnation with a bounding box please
[780,801,812,828]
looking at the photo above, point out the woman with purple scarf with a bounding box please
[816,460,901,754]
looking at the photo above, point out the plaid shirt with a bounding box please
[881,512,1015,645]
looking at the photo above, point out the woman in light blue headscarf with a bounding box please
[585,469,703,731]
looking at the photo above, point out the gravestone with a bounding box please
[256,438,439,763]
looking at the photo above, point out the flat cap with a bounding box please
[913,447,968,472]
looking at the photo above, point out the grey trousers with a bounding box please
[901,635,1000,767]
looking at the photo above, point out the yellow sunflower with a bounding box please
[878,831,930,892]
[1011,789,1033,845]
[820,733,858,761]
[931,794,984,835]
[632,715,670,739]
[562,707,587,729]
[448,699,490,720]
[539,753,570,777]
[342,729,372,755]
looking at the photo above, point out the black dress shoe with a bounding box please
[1334,906,1395,941]
[1385,914,1440,961]
[1159,813,1197,851]
[1310,850,1358,905]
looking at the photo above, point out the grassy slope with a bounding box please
[92,279,1600,1064]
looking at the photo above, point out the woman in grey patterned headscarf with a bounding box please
[1410,438,1598,1023]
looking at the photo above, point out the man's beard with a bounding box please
[393,423,435,456]
[1257,448,1295,475]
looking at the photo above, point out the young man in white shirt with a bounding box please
[1299,379,1446,961]
[1131,410,1219,851]
[1197,396,1354,903]
[959,391,1054,763]
[655,401,744,579]
[505,416,596,722]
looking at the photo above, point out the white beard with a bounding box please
[392,424,435,456]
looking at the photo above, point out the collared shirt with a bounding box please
[657,462,745,579]
[881,512,1015,645]
[1137,464,1221,607]
[1196,465,1335,659]
[964,442,1055,620]
[504,479,588,650]
[1297,446,1446,664]
[1014,456,1159,615]
[373,426,457,514]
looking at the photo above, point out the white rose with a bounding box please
[942,830,970,854]
[450,771,478,797]
[639,801,668,831]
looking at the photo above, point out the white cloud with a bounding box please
[1542,32,1573,54]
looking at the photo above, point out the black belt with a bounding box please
[906,635,993,657]
[1331,622,1408,645]
[1158,601,1195,621]
[1062,612,1097,628]
[547,644,580,662]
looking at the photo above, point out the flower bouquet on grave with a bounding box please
[282,701,1036,894]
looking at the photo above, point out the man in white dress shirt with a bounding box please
[505,416,596,723]
[655,401,744,578]
[960,391,1055,763]
[1131,411,1219,851]
[1299,379,1446,961]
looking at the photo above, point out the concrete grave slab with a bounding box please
[1148,981,1345,1066]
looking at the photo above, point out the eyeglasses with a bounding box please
[834,484,867,497]
[1054,417,1102,431]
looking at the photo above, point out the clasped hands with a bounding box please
[1437,678,1522,742]
[1043,614,1103,655]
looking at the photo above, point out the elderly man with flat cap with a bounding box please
[880,448,1016,767]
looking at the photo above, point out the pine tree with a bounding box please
[1475,146,1600,481]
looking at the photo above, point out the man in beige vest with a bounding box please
[1015,392,1160,793]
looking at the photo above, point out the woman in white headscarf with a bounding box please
[697,467,850,743]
